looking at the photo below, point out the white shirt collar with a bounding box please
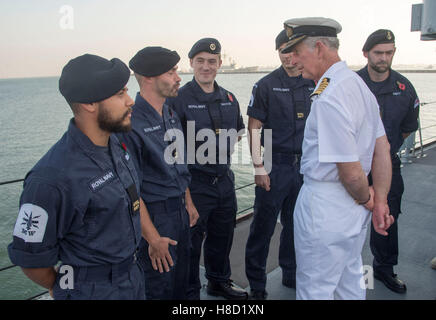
[314,61,348,91]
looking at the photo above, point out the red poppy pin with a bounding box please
[397,81,406,91]
[121,142,127,152]
[121,142,130,160]
[227,93,234,102]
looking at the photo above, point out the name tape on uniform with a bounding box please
[89,170,116,192]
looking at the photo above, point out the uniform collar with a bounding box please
[321,60,347,80]
[278,66,309,88]
[189,77,224,103]
[360,65,397,94]
[133,92,170,122]
[67,118,118,155]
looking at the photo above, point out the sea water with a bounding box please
[0,72,435,299]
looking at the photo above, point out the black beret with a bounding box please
[276,29,289,50]
[188,38,221,59]
[129,47,180,77]
[363,29,395,52]
[59,54,130,104]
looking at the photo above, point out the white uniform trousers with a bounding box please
[294,177,371,300]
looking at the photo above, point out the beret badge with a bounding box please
[387,31,392,40]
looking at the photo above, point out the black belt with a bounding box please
[72,253,137,282]
[190,169,230,185]
[147,195,185,213]
[272,153,301,165]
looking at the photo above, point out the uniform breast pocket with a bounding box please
[144,128,168,149]
[85,180,133,246]
[382,98,407,136]
[221,104,239,130]
[273,118,296,137]
[270,93,292,119]
[186,110,211,132]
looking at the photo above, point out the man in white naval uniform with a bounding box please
[281,17,394,300]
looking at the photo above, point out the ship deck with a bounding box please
[199,145,436,300]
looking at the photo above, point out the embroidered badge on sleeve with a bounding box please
[13,204,49,243]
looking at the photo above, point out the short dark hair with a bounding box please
[67,101,81,114]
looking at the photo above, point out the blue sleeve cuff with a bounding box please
[8,242,58,268]
[247,107,267,123]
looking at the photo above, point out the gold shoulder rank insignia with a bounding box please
[310,78,330,98]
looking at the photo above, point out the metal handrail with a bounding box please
[0,181,257,275]
[398,101,436,159]
[1,100,435,187]
[27,291,49,300]
[0,179,24,186]
[3,203,257,301]
[0,264,16,272]
[237,206,254,215]
[420,101,436,106]
[235,182,255,191]
[420,124,436,130]
[422,136,436,142]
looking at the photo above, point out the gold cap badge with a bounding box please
[285,25,294,38]
[387,31,392,40]
[210,43,216,51]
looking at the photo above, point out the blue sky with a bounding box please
[0,0,434,78]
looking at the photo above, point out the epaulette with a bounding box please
[310,78,330,98]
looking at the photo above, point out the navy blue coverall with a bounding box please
[357,67,420,275]
[245,67,314,292]
[168,78,245,299]
[8,119,145,300]
[119,93,191,300]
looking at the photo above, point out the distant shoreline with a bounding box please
[180,69,436,75]
[2,69,436,80]
[394,69,436,73]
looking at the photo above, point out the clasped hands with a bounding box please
[364,186,394,236]
[255,170,394,237]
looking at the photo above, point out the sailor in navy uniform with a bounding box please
[357,29,420,294]
[8,54,145,300]
[244,30,315,300]
[167,38,247,300]
[120,47,197,300]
